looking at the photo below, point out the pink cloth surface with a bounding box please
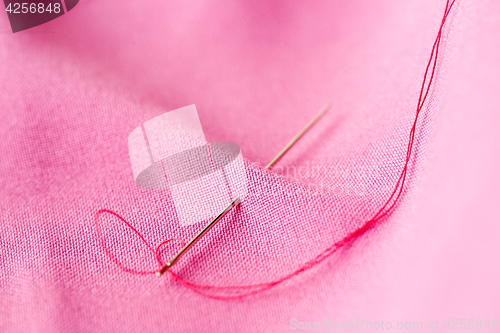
[1,0,499,332]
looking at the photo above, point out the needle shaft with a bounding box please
[156,197,240,276]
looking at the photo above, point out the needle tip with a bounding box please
[320,103,332,115]
[264,103,331,170]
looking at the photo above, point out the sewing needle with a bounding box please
[157,103,330,275]
[156,197,241,276]
[265,103,331,169]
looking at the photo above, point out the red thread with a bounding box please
[94,0,456,299]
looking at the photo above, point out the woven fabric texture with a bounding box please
[1,0,499,332]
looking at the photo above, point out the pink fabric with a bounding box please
[1,0,499,331]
